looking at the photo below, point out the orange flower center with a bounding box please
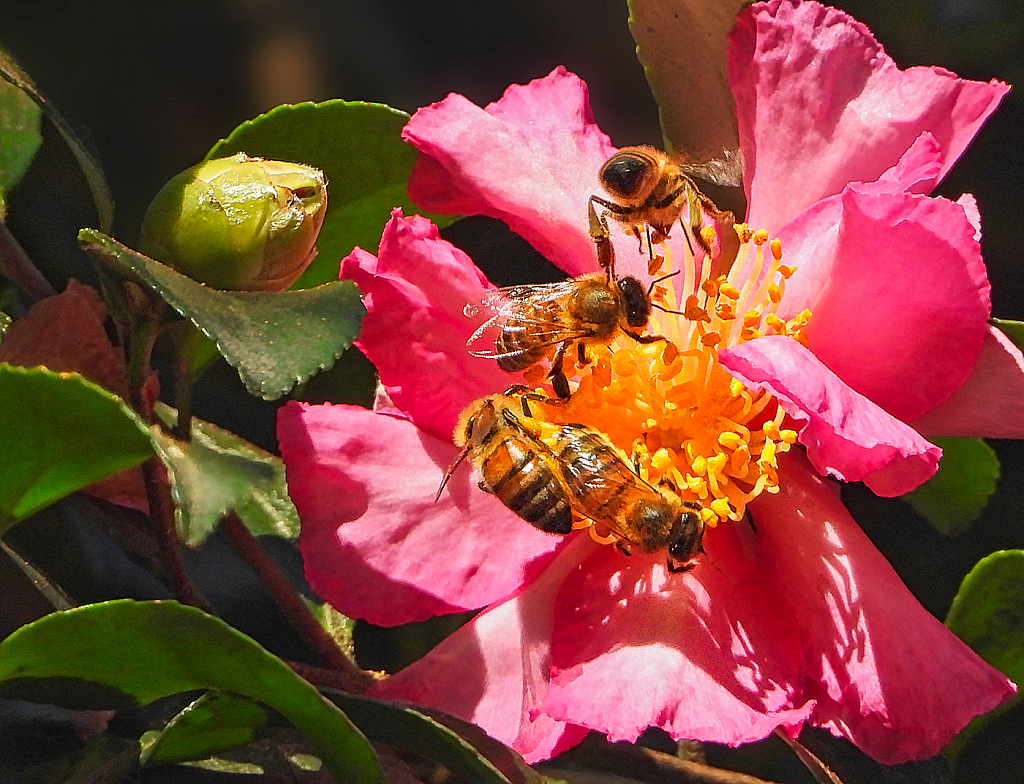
[526,225,810,528]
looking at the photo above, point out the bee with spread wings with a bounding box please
[465,271,665,399]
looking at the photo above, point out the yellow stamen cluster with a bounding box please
[542,224,807,526]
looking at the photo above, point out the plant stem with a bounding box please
[0,218,56,302]
[219,512,366,678]
[142,456,216,614]
[287,660,377,695]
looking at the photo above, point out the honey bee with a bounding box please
[547,421,705,573]
[589,145,740,259]
[437,393,574,535]
[466,271,666,399]
[438,392,705,573]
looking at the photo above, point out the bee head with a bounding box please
[666,509,704,573]
[616,276,652,328]
[599,148,660,202]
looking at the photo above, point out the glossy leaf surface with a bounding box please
[903,437,998,537]
[0,600,381,784]
[0,365,153,530]
[153,404,299,546]
[81,230,365,400]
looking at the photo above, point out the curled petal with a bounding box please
[730,0,1008,232]
[371,535,595,762]
[780,186,989,422]
[542,541,815,747]
[340,209,511,441]
[913,326,1024,439]
[278,401,559,626]
[719,336,940,496]
[403,67,617,277]
[753,454,1015,763]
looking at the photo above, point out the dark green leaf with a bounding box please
[151,404,299,546]
[992,318,1024,351]
[0,600,381,784]
[0,365,154,530]
[903,437,998,537]
[944,550,1024,763]
[0,76,41,216]
[946,550,1024,687]
[0,46,113,231]
[140,692,268,765]
[627,0,750,158]
[328,692,524,784]
[207,100,454,288]
[80,230,365,400]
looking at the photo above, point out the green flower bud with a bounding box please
[139,153,327,291]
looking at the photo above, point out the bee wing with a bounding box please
[679,150,743,188]
[464,280,593,360]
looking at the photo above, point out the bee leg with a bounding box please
[502,383,565,409]
[682,184,711,257]
[547,341,572,400]
[588,196,617,277]
[615,540,634,557]
[576,342,591,366]
[477,480,494,495]
[622,328,666,345]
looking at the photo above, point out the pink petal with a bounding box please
[403,67,617,277]
[371,535,596,762]
[340,209,512,442]
[719,336,940,496]
[278,401,560,626]
[780,187,989,423]
[912,326,1024,439]
[729,0,1008,233]
[542,538,816,747]
[754,454,1015,763]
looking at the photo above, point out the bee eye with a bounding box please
[617,277,651,328]
[601,153,649,197]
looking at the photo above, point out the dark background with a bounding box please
[0,2,1020,780]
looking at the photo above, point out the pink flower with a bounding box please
[279,0,1020,765]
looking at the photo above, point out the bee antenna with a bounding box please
[435,443,472,501]
[650,301,686,316]
[647,269,680,292]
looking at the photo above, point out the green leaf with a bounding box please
[0,365,154,530]
[903,437,999,537]
[992,318,1024,351]
[627,0,750,158]
[80,230,365,400]
[328,692,526,784]
[944,550,1024,762]
[0,46,113,231]
[0,600,381,784]
[207,100,454,288]
[152,403,299,546]
[0,75,41,216]
[947,550,1024,687]
[140,692,268,765]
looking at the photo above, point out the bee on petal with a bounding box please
[439,392,705,573]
